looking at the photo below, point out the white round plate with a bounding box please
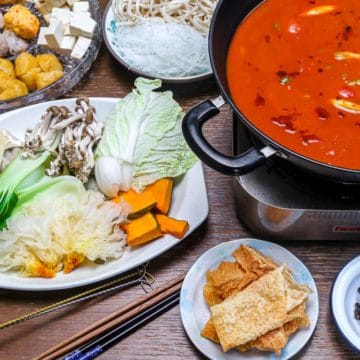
[0,98,208,291]
[102,2,212,84]
[180,238,319,360]
[331,256,360,352]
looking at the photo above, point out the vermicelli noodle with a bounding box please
[112,20,211,78]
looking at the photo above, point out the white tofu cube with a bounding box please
[45,19,64,49]
[64,23,71,36]
[58,35,76,55]
[66,0,79,7]
[72,1,89,12]
[71,36,91,60]
[79,11,91,17]
[69,11,91,20]
[69,13,96,38]
[51,7,71,25]
[44,13,52,25]
[37,27,48,47]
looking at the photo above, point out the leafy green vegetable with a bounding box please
[96,77,197,194]
[0,151,85,229]
[0,151,51,229]
[14,175,84,214]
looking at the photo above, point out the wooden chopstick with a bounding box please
[65,290,181,360]
[34,274,184,360]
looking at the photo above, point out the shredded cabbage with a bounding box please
[112,20,211,78]
[0,190,130,277]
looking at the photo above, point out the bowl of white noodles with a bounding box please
[103,0,217,83]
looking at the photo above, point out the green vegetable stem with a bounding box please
[0,151,51,229]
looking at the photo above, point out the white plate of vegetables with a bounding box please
[0,78,208,291]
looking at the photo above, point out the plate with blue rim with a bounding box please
[330,256,360,352]
[180,238,319,360]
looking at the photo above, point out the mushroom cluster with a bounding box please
[23,97,103,183]
[0,129,23,171]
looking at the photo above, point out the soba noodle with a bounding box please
[112,0,218,33]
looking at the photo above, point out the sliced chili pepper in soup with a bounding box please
[227,0,360,170]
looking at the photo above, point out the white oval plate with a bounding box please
[180,238,319,360]
[0,98,208,291]
[331,256,360,352]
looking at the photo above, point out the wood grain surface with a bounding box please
[0,1,359,359]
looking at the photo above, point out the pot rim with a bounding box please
[209,0,360,175]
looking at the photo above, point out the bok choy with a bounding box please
[0,150,86,229]
[0,151,51,229]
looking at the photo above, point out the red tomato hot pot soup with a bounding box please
[227,0,360,170]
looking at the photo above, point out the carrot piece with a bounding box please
[113,189,156,218]
[146,178,173,214]
[123,212,163,246]
[63,252,85,274]
[28,260,56,278]
[154,213,189,238]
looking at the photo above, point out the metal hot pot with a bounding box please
[182,0,360,183]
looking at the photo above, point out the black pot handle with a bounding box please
[182,98,273,176]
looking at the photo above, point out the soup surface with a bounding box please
[227,0,360,169]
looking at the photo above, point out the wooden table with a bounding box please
[1,1,360,359]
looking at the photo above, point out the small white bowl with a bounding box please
[330,256,360,352]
